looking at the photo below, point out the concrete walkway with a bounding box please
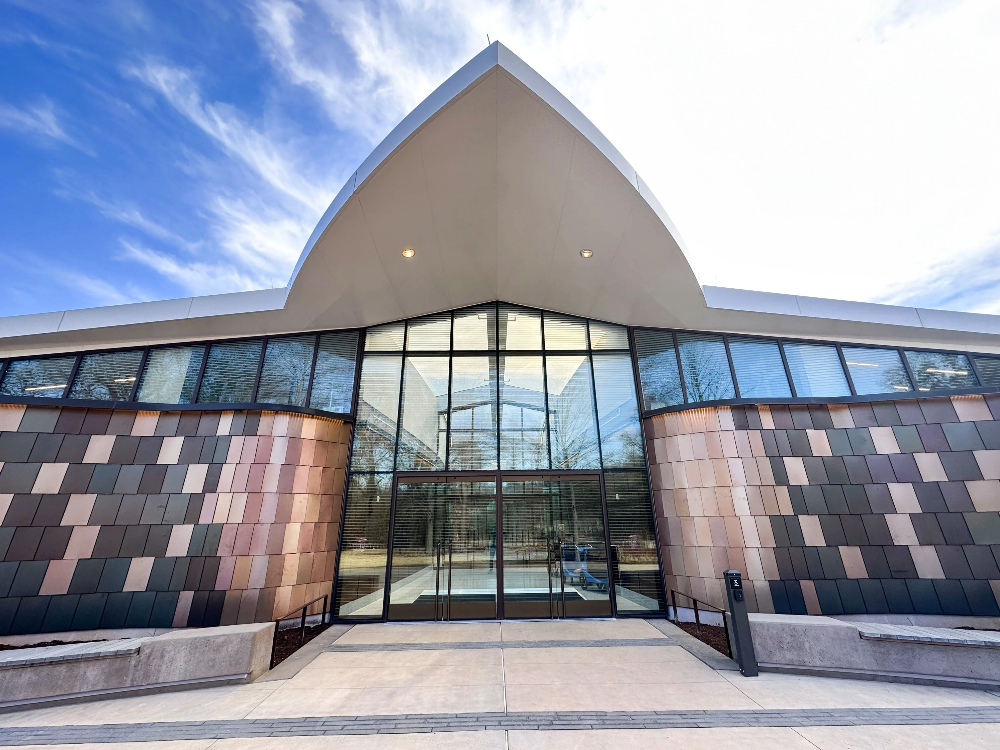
[1,618,999,748]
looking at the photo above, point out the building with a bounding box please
[2,43,1000,636]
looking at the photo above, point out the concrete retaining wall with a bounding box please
[0,622,274,710]
[749,613,1000,688]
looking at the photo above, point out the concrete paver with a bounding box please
[2,618,999,749]
[720,670,1000,709]
[795,723,1000,749]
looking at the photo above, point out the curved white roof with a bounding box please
[2,43,1000,357]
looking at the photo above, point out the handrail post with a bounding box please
[693,597,700,635]
[722,605,733,658]
[547,542,554,619]
[435,542,441,621]
[299,604,307,646]
[269,618,280,669]
[559,542,566,619]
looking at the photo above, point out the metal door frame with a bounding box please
[383,470,612,621]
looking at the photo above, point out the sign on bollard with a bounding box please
[724,570,758,677]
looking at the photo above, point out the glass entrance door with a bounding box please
[501,476,612,618]
[386,473,612,620]
[388,477,498,620]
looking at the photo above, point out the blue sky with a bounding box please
[2,1,1000,319]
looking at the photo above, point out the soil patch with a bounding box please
[0,639,105,652]
[673,621,730,656]
[270,623,331,667]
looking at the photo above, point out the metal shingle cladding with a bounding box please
[647,393,1000,617]
[0,404,349,635]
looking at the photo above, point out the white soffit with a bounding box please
[3,43,1000,357]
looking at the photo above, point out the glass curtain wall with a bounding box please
[335,303,663,619]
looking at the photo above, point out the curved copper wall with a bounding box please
[0,404,349,635]
[647,395,1000,617]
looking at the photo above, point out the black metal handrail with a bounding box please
[270,594,329,669]
[668,589,731,658]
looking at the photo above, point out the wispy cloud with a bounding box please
[53,174,200,251]
[52,268,150,307]
[0,97,90,152]
[0,249,150,309]
[877,233,1000,315]
[251,0,587,144]
[124,59,330,213]
[119,238,263,297]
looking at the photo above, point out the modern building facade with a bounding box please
[3,43,1000,635]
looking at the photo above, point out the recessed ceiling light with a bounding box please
[580,249,593,258]
[401,247,415,258]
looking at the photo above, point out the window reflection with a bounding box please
[0,357,76,398]
[546,355,601,469]
[633,329,684,410]
[334,473,391,618]
[396,357,449,471]
[406,314,451,351]
[728,338,791,399]
[904,351,977,391]
[197,340,263,404]
[136,346,204,404]
[499,305,542,350]
[841,346,911,395]
[453,307,496,350]
[256,335,315,407]
[500,356,548,469]
[69,350,143,401]
[677,333,736,402]
[543,314,588,350]
[309,331,359,412]
[351,356,402,472]
[592,354,644,468]
[783,343,850,398]
[449,356,498,470]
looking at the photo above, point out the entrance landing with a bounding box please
[1,619,999,748]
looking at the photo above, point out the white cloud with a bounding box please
[119,239,262,296]
[251,0,584,144]
[52,269,149,307]
[124,59,331,214]
[0,97,88,151]
[251,0,1000,313]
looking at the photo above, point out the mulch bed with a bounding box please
[673,621,731,657]
[270,623,332,667]
[0,639,104,652]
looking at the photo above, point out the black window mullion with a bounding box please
[496,301,501,473]
[62,353,84,399]
[303,334,321,408]
[722,334,740,399]
[392,324,409,473]
[540,314,552,470]
[444,311,454,470]
[627,326,670,611]
[128,348,151,402]
[835,344,858,396]
[350,330,365,419]
[190,344,211,403]
[898,348,919,392]
[250,337,269,403]
[967,351,986,387]
[777,341,797,398]
[672,331,689,404]
[587,349,604,469]
[0,360,8,389]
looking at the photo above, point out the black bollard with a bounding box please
[723,570,758,677]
